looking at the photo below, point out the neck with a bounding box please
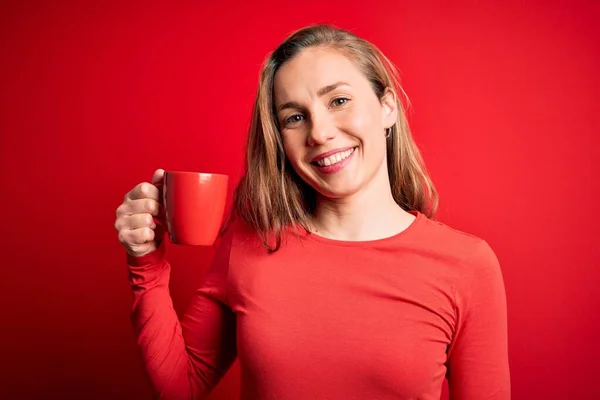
[309,169,416,241]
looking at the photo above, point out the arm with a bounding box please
[127,229,237,400]
[446,240,511,399]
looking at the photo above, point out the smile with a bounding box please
[312,147,356,167]
[310,146,357,174]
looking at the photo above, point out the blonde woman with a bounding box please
[115,24,510,399]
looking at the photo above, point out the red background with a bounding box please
[1,1,598,399]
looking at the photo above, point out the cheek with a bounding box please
[283,135,306,166]
[283,135,316,182]
[346,114,368,133]
[340,103,381,140]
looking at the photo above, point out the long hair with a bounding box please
[228,24,438,252]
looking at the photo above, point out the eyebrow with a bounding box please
[277,81,350,112]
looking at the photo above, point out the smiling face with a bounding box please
[273,46,398,199]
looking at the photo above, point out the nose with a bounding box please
[307,113,335,147]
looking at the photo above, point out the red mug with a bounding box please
[159,171,229,246]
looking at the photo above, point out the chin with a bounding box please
[311,180,363,200]
[295,166,363,199]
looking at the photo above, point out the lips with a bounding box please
[311,146,356,164]
[312,147,356,167]
[309,146,357,174]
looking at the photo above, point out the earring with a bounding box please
[385,127,392,138]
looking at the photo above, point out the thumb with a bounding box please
[152,169,165,185]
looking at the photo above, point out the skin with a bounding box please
[273,47,416,241]
[115,172,162,257]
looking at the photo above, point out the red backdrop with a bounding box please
[1,1,598,399]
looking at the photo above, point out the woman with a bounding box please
[115,24,510,399]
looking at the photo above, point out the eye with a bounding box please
[284,114,305,126]
[331,97,350,107]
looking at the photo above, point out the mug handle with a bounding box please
[152,180,167,243]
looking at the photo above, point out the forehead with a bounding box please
[273,47,366,104]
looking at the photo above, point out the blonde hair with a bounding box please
[228,24,438,251]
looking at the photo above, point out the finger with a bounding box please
[121,198,161,216]
[128,182,160,201]
[118,226,155,246]
[152,169,165,185]
[116,213,155,231]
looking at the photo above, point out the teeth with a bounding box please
[316,148,355,167]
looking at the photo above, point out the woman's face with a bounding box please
[273,47,398,199]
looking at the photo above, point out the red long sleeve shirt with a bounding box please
[127,210,510,399]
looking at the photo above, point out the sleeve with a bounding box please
[446,239,511,399]
[127,227,237,400]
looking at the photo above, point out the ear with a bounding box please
[380,87,398,129]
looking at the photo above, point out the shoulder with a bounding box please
[418,214,502,283]
[217,216,266,259]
